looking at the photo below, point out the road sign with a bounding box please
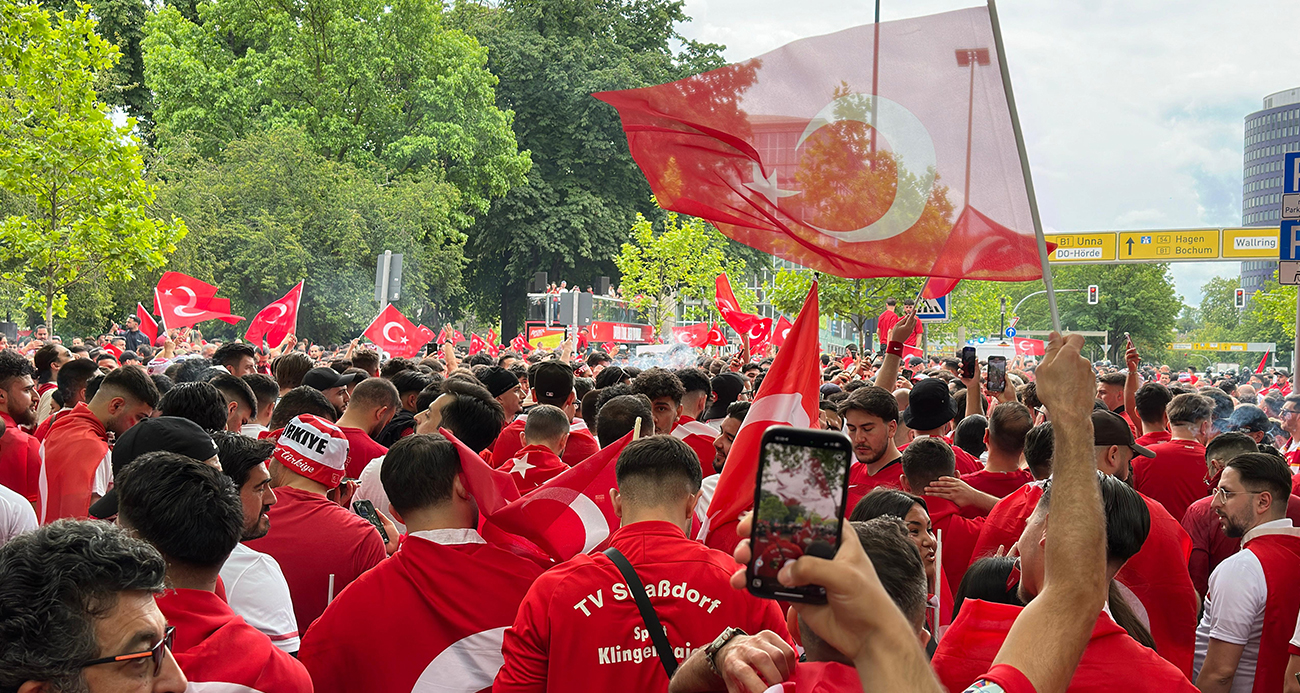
[915,296,949,323]
[1286,152,1300,194]
[1280,260,1300,286]
[1284,194,1300,220]
[1281,222,1300,261]
[1223,228,1280,257]
[1048,232,1117,262]
[1047,227,1280,263]
[1117,230,1217,261]
[1004,327,1017,338]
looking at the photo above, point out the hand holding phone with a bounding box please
[353,499,390,544]
[987,355,1007,393]
[960,346,977,380]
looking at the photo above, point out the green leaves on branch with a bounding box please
[0,1,185,328]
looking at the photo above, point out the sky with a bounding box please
[674,0,1298,306]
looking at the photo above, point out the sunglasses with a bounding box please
[80,626,174,677]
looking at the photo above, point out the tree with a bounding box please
[49,0,151,131]
[613,211,751,335]
[0,1,185,330]
[768,272,919,353]
[450,0,729,338]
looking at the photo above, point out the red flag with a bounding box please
[362,304,421,358]
[469,333,489,355]
[453,329,465,343]
[1256,351,1271,374]
[706,324,728,347]
[511,334,531,353]
[154,272,243,329]
[771,316,794,347]
[702,281,821,541]
[715,274,768,335]
[436,327,448,344]
[1012,337,1045,357]
[135,303,158,344]
[921,277,960,299]
[672,323,710,347]
[244,281,302,348]
[595,7,1046,283]
[601,342,618,354]
[487,329,499,346]
[413,325,436,352]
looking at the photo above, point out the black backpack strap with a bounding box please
[603,546,679,678]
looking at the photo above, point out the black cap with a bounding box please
[532,361,574,402]
[88,417,219,519]
[480,366,520,398]
[1092,410,1154,458]
[302,367,362,391]
[901,378,956,431]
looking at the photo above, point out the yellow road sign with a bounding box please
[1048,233,1117,262]
[1117,230,1218,260]
[1222,227,1280,258]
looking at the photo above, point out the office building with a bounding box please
[1241,87,1300,295]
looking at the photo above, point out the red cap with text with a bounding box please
[272,414,349,487]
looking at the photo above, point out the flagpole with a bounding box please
[987,0,1061,334]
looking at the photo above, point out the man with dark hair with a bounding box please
[40,364,159,522]
[1023,420,1054,480]
[675,367,714,421]
[116,452,311,691]
[665,367,719,470]
[897,436,985,589]
[694,401,750,529]
[118,315,150,353]
[0,520,188,693]
[245,415,387,632]
[302,367,360,416]
[479,366,525,421]
[1097,371,1128,413]
[207,372,257,433]
[351,348,380,378]
[962,402,1034,498]
[212,432,300,654]
[586,350,612,373]
[35,358,101,441]
[376,369,433,446]
[87,416,219,520]
[300,434,544,693]
[273,351,314,396]
[594,393,654,448]
[267,386,337,433]
[241,372,279,437]
[158,381,229,433]
[1195,452,1300,693]
[900,378,983,474]
[0,349,40,507]
[495,436,787,693]
[702,372,746,424]
[840,385,904,510]
[213,341,258,377]
[335,378,398,478]
[501,404,570,492]
[1134,382,1173,445]
[491,360,599,466]
[34,342,71,397]
[1134,392,1215,522]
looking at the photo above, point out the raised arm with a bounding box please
[874,314,917,390]
[1123,346,1140,423]
[991,333,1107,693]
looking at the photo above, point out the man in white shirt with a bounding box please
[214,431,301,653]
[0,482,36,546]
[1194,451,1300,693]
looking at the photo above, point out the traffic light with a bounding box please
[1234,288,1246,309]
[1087,285,1099,305]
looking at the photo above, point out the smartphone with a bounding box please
[987,355,1007,393]
[747,426,853,604]
[960,346,977,379]
[352,500,390,544]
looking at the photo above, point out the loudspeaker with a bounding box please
[531,272,548,293]
[596,276,611,295]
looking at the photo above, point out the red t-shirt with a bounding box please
[923,495,985,589]
[491,418,600,468]
[338,426,387,479]
[1131,439,1209,522]
[243,486,387,633]
[969,664,1038,693]
[38,403,109,523]
[961,468,1034,499]
[846,458,903,515]
[501,444,569,493]
[1181,493,1300,596]
[769,661,862,692]
[0,412,41,507]
[876,310,900,344]
[671,417,718,471]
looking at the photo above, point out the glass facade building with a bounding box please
[1241,87,1300,295]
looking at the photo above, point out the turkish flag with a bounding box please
[511,334,531,353]
[921,277,960,299]
[672,322,710,347]
[715,274,768,336]
[487,329,498,346]
[452,427,631,562]
[1012,337,1045,356]
[453,329,465,343]
[771,316,794,347]
[701,281,821,542]
[362,304,421,358]
[436,327,448,344]
[154,272,243,329]
[244,281,302,348]
[706,324,728,346]
[601,342,618,354]
[469,333,489,355]
[413,325,436,352]
[135,304,158,344]
[595,7,1045,284]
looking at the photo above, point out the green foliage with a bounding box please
[613,212,751,334]
[150,128,467,344]
[0,1,185,329]
[1246,281,1297,342]
[769,272,920,351]
[450,0,728,337]
[49,0,151,131]
[142,0,529,222]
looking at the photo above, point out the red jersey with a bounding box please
[922,495,984,589]
[155,588,312,692]
[934,599,1196,693]
[32,408,70,443]
[902,437,983,476]
[961,468,1034,499]
[0,412,41,508]
[671,417,718,471]
[37,403,109,523]
[767,661,861,692]
[876,310,900,345]
[846,458,903,515]
[1241,530,1300,693]
[1180,495,1300,596]
[1135,430,1171,447]
[494,521,789,693]
[299,530,543,693]
[338,426,387,479]
[491,417,600,468]
[501,444,568,493]
[1132,438,1209,522]
[243,486,387,633]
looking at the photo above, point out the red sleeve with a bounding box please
[493,580,552,693]
[969,664,1037,693]
[1181,506,1211,597]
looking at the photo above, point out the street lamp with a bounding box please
[955,48,991,205]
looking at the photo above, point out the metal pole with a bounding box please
[870,0,880,156]
[378,251,392,361]
[987,0,1061,333]
[964,53,977,205]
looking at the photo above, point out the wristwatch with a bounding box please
[704,627,747,677]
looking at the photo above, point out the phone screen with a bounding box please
[988,355,1007,393]
[352,500,390,543]
[961,346,977,379]
[747,427,852,603]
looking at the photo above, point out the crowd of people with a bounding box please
[1,309,1300,693]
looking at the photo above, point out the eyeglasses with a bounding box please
[1212,487,1263,502]
[80,626,174,677]
[1282,409,1300,417]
